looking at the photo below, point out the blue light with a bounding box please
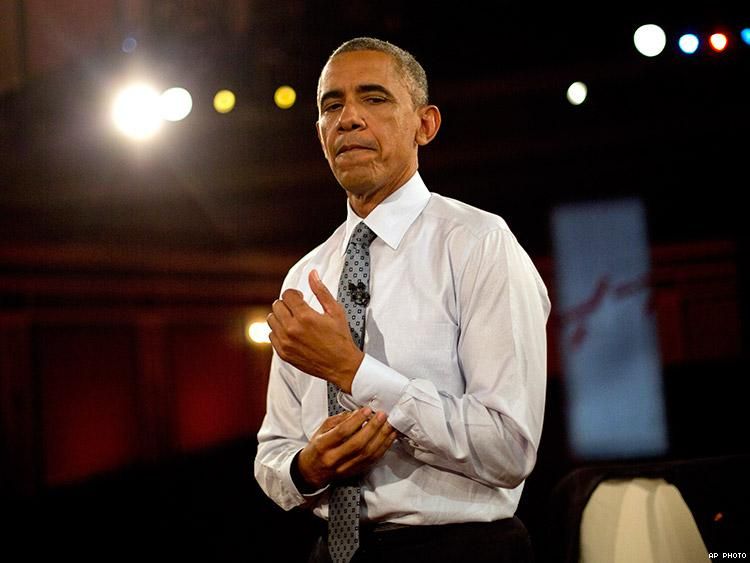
[122,37,137,53]
[678,33,700,54]
[741,28,750,46]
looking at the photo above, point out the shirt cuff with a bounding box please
[349,353,410,414]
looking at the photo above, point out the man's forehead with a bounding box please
[320,50,399,88]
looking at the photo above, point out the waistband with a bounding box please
[359,517,526,543]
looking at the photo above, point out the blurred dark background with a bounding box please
[1,1,748,561]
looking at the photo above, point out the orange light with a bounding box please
[709,33,728,51]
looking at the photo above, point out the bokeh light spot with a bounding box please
[160,87,193,122]
[122,37,137,53]
[214,89,236,114]
[247,322,271,344]
[634,24,667,57]
[274,85,296,109]
[709,33,728,52]
[678,33,700,54]
[111,84,163,140]
[566,81,588,106]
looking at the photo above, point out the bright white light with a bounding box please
[247,321,271,344]
[566,82,588,106]
[678,33,699,54]
[160,87,193,121]
[633,24,667,57]
[111,84,163,140]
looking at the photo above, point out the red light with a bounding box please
[709,33,728,51]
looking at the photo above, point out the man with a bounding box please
[255,37,550,563]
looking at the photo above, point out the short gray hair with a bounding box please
[318,37,429,108]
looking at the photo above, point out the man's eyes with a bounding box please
[322,102,343,113]
[322,97,388,113]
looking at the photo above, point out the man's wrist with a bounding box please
[330,348,365,394]
[290,449,322,495]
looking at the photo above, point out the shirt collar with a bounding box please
[340,171,431,255]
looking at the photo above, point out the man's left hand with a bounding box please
[267,269,364,393]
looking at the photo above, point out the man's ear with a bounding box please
[415,105,441,146]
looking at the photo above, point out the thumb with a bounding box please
[309,270,339,315]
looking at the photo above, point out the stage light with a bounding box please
[566,81,588,106]
[214,89,236,114]
[160,87,192,121]
[709,33,728,52]
[111,83,163,140]
[742,28,750,46]
[274,85,296,109]
[678,33,700,54]
[633,24,666,57]
[247,321,271,344]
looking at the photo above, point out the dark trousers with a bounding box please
[308,517,534,563]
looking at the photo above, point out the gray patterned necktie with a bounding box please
[327,222,377,563]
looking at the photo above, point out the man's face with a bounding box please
[316,50,422,201]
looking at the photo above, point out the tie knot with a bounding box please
[349,222,377,249]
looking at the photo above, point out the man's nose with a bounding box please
[338,102,365,131]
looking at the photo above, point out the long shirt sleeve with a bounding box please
[350,227,549,489]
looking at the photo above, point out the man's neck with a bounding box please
[347,167,418,218]
[348,186,398,218]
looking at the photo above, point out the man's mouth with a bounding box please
[336,144,374,156]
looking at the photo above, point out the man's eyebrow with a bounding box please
[356,84,394,98]
[319,84,395,106]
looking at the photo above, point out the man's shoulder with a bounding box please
[423,192,511,239]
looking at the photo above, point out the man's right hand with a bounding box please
[297,407,397,490]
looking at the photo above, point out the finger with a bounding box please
[353,413,391,456]
[266,312,282,338]
[309,270,339,316]
[357,429,395,468]
[319,411,353,433]
[270,299,294,326]
[361,412,393,451]
[268,329,286,358]
[281,288,308,313]
[322,407,372,447]
[268,328,277,349]
[332,410,388,459]
[337,436,393,477]
[337,421,396,476]
[369,429,398,460]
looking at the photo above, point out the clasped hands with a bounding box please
[267,269,397,489]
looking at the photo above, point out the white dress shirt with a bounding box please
[254,171,550,525]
